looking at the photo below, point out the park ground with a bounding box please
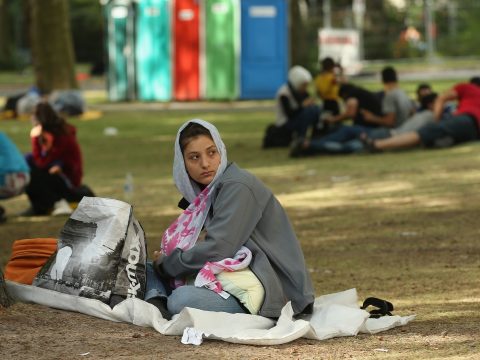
[0,79,480,358]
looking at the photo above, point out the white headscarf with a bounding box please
[288,65,312,90]
[173,119,228,203]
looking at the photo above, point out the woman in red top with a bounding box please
[23,102,90,215]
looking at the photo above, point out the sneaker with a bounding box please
[51,199,73,216]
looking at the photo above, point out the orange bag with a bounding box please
[4,238,57,285]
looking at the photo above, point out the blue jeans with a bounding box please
[145,262,247,315]
[309,124,374,154]
[287,105,321,140]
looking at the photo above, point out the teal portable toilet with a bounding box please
[202,0,240,100]
[136,0,172,101]
[104,0,136,101]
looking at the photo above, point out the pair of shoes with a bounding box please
[146,296,172,320]
[51,199,73,216]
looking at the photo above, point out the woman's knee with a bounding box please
[167,286,197,314]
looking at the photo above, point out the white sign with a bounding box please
[249,6,276,18]
[212,3,229,14]
[318,28,362,75]
[112,6,128,19]
[179,9,195,21]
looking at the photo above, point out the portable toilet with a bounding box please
[173,0,200,100]
[240,0,288,99]
[202,0,240,100]
[104,0,136,101]
[135,0,172,101]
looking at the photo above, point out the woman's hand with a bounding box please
[153,250,163,261]
[49,165,62,175]
[30,125,42,138]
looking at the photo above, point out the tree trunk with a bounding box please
[289,0,310,68]
[0,268,14,308]
[29,0,78,93]
[0,0,15,69]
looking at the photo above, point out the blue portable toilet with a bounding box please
[240,0,288,99]
[135,0,172,101]
[104,0,136,101]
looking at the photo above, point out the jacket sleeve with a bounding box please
[161,181,263,278]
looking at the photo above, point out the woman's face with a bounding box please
[183,135,221,186]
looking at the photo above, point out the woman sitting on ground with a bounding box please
[22,102,92,216]
[145,120,315,319]
[275,66,321,142]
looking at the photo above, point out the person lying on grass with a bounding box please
[144,120,314,319]
[363,77,480,152]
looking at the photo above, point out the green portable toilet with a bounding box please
[104,0,136,101]
[202,0,240,99]
[136,0,172,101]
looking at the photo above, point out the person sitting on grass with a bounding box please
[143,120,315,319]
[360,66,414,129]
[363,77,480,152]
[290,83,383,156]
[315,57,342,116]
[21,102,93,216]
[367,92,438,140]
[275,66,321,142]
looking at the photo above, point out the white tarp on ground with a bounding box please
[6,281,414,345]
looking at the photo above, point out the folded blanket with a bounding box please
[4,238,57,285]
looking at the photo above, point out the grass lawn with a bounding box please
[1,109,479,359]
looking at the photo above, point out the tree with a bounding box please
[29,0,78,93]
[0,0,14,69]
[0,268,14,308]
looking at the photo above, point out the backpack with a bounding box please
[33,197,147,304]
[262,124,292,148]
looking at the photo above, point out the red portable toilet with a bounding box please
[173,0,200,100]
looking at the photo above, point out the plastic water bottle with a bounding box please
[124,172,134,202]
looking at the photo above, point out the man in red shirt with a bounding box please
[366,77,480,151]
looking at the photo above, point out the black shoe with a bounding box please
[146,296,172,320]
